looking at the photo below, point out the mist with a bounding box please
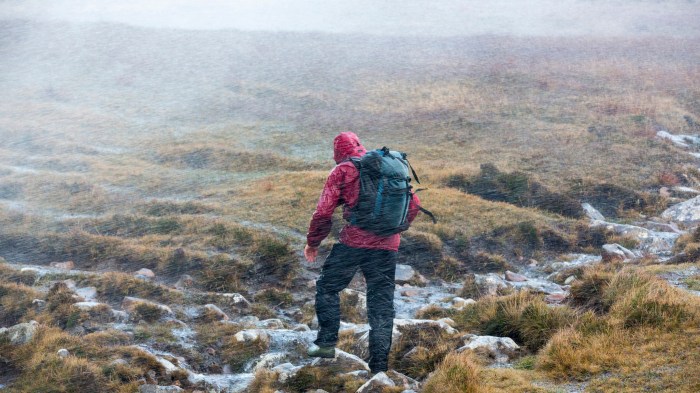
[2,0,699,37]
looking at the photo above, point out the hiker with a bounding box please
[304,131,423,374]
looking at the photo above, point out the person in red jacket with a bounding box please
[304,131,421,374]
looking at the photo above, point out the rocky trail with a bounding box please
[2,131,700,392]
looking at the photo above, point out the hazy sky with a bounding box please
[1,0,699,36]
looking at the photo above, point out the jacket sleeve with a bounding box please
[407,192,421,224]
[306,166,344,248]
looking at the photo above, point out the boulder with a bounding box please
[50,261,75,270]
[221,292,251,309]
[74,287,97,301]
[457,334,520,363]
[134,268,155,279]
[0,320,38,345]
[473,273,509,296]
[356,372,395,393]
[252,353,288,372]
[311,349,370,372]
[271,362,302,383]
[73,301,110,311]
[57,348,70,358]
[505,271,527,282]
[156,357,181,375]
[564,276,577,285]
[385,370,420,391]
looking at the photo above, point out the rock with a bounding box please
[450,297,475,310]
[564,275,577,285]
[50,261,75,270]
[656,130,700,148]
[400,289,421,297]
[601,244,626,263]
[252,353,288,372]
[221,293,251,308]
[582,203,606,221]
[528,259,539,267]
[385,370,420,391]
[121,297,173,316]
[395,264,417,284]
[505,271,528,282]
[134,268,155,279]
[111,359,128,366]
[457,334,520,363]
[234,329,270,344]
[545,293,568,304]
[74,287,97,301]
[661,194,700,224]
[57,348,70,358]
[311,349,370,372]
[20,267,40,275]
[62,279,77,289]
[201,304,229,321]
[293,324,311,332]
[175,274,194,289]
[591,220,677,255]
[138,385,184,393]
[356,372,395,393]
[112,310,129,322]
[73,301,110,311]
[157,357,180,375]
[271,362,301,383]
[257,319,285,329]
[0,320,38,345]
[473,273,510,296]
[32,299,46,310]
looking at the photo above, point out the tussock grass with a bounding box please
[389,323,461,379]
[453,291,577,351]
[78,272,184,304]
[0,282,40,325]
[422,351,488,393]
[283,365,364,393]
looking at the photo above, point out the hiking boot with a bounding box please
[307,344,336,358]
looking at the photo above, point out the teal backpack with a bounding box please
[348,147,436,236]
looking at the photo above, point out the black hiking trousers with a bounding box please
[314,242,397,373]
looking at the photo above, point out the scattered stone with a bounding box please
[157,357,180,375]
[395,264,417,284]
[450,297,475,310]
[201,304,229,321]
[311,349,370,372]
[0,320,38,345]
[271,363,301,383]
[356,372,395,393]
[57,348,70,358]
[134,268,155,279]
[545,293,568,304]
[400,289,421,297]
[32,299,46,310]
[252,353,288,372]
[121,297,173,316]
[473,273,510,296]
[221,293,251,308]
[564,276,577,285]
[661,194,700,225]
[112,310,129,322]
[505,271,528,282]
[138,385,184,393]
[234,329,270,344]
[257,319,285,329]
[385,370,420,391]
[50,261,75,270]
[457,334,519,363]
[528,259,539,267]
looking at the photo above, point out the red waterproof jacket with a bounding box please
[306,132,421,251]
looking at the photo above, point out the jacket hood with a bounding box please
[333,132,366,164]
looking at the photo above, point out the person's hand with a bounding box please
[304,244,319,263]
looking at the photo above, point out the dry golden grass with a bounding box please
[422,351,490,393]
